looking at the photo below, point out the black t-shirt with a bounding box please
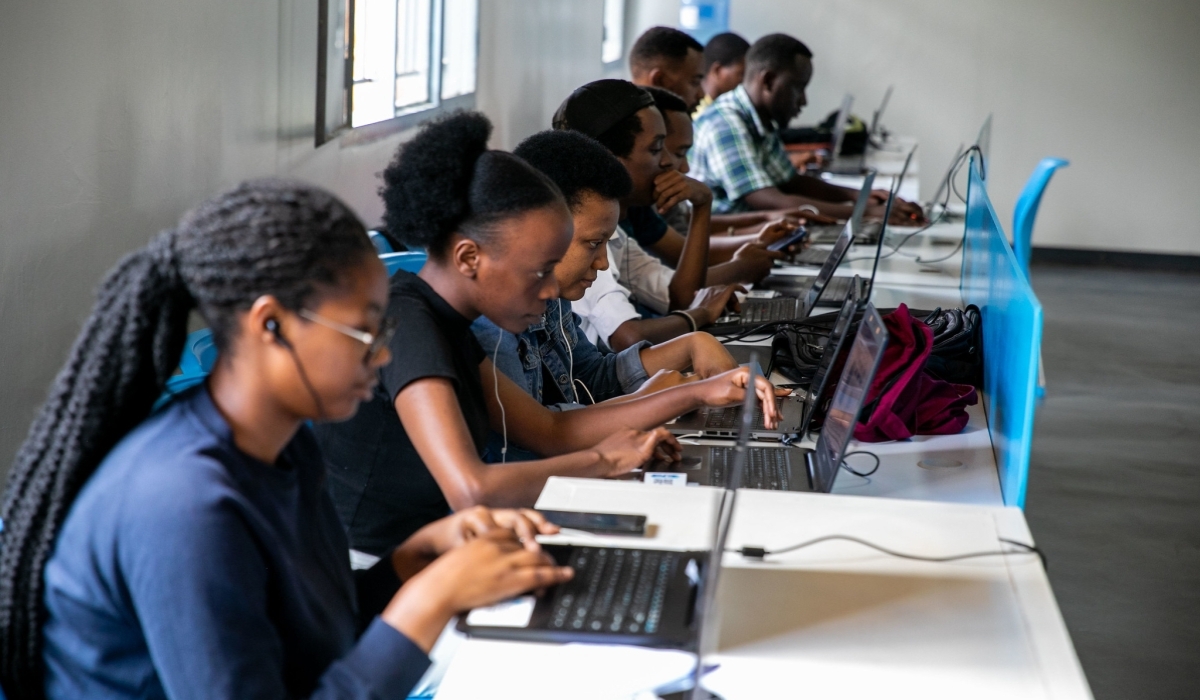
[314,270,489,555]
[620,206,670,248]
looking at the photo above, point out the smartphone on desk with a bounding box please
[767,227,809,253]
[539,510,647,536]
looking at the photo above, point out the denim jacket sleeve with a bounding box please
[546,300,650,403]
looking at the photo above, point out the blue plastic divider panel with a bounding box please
[960,158,1043,508]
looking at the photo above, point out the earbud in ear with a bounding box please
[266,319,291,348]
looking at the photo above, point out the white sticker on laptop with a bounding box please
[644,472,687,487]
[465,595,536,628]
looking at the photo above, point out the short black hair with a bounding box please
[745,33,813,79]
[514,131,632,211]
[703,32,750,72]
[643,86,689,116]
[629,26,703,72]
[381,111,565,256]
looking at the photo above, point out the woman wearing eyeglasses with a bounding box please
[313,111,780,560]
[0,181,574,700]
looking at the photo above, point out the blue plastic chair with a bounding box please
[368,230,395,254]
[380,251,427,276]
[1012,158,1069,275]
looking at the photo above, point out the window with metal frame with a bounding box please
[316,0,479,146]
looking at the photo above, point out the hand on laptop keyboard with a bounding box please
[692,367,783,430]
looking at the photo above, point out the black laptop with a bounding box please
[456,366,758,649]
[649,304,888,492]
[673,286,860,441]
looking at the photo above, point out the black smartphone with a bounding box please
[767,226,808,253]
[539,510,647,536]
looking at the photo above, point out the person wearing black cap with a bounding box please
[553,79,777,318]
[553,79,725,318]
[696,32,751,117]
[629,26,706,112]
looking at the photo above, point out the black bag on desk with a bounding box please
[921,305,983,388]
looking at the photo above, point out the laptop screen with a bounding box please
[810,304,889,493]
[831,93,854,157]
[799,286,859,432]
[801,171,875,316]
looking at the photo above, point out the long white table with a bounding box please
[434,478,1092,699]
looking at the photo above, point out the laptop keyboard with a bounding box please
[702,398,784,430]
[740,297,799,324]
[548,547,678,635]
[710,446,791,490]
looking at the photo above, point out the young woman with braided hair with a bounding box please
[0,180,573,700]
[314,111,781,560]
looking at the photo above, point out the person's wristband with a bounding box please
[670,310,698,333]
[797,204,820,216]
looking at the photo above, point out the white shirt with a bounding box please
[573,265,640,348]
[607,225,673,315]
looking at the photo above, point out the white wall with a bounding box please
[0,0,607,473]
[629,0,1200,256]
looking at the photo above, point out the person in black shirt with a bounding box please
[315,112,782,555]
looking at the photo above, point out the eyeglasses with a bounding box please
[298,309,397,364]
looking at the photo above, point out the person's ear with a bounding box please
[246,295,289,349]
[450,235,483,279]
[647,67,668,88]
[760,69,778,94]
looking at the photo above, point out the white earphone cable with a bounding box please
[492,332,508,462]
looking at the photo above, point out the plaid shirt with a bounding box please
[691,85,798,213]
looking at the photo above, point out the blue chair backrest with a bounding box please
[1012,158,1069,275]
[368,230,395,254]
[178,329,217,375]
[380,251,427,277]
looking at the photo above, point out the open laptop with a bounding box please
[701,174,875,338]
[708,286,861,443]
[824,94,866,175]
[868,85,893,140]
[653,305,888,492]
[457,364,756,650]
[762,149,911,306]
[792,170,876,254]
[976,113,992,181]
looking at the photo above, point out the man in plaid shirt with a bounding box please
[692,34,924,222]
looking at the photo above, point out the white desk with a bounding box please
[435,479,1091,699]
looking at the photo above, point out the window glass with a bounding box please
[440,0,478,100]
[395,0,433,110]
[601,0,624,64]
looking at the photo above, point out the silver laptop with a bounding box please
[976,113,992,181]
[792,169,876,252]
[764,148,913,306]
[651,305,889,491]
[868,85,893,140]
[824,94,866,175]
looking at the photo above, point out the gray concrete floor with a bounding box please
[1024,266,1200,698]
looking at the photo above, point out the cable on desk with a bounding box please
[874,144,985,264]
[731,535,1046,569]
[839,450,880,477]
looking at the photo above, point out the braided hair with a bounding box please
[0,179,375,698]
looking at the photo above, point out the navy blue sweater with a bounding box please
[42,387,430,699]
